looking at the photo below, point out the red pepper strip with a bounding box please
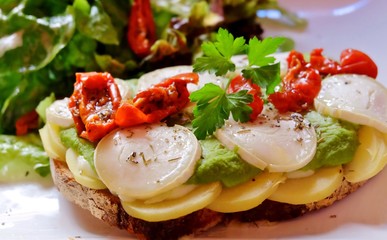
[227,75,264,121]
[68,72,122,142]
[115,73,199,127]
[15,110,39,136]
[268,53,322,113]
[127,0,156,57]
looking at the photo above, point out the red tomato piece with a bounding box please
[68,72,122,142]
[308,48,377,78]
[227,75,264,121]
[309,48,341,75]
[338,48,378,78]
[115,73,199,127]
[15,110,39,136]
[268,54,321,113]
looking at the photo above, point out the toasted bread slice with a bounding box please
[50,159,365,240]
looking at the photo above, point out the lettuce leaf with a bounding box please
[73,0,119,45]
[0,133,49,181]
[0,5,76,75]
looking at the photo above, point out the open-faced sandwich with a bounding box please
[39,29,387,239]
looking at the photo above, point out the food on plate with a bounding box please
[0,0,304,180]
[40,29,387,239]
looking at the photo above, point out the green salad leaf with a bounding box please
[0,133,49,181]
[73,0,119,45]
[0,6,75,75]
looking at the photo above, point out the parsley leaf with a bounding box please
[193,28,246,76]
[241,36,285,94]
[247,37,285,67]
[190,83,252,140]
[242,62,281,94]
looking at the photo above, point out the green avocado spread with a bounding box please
[303,111,359,170]
[187,137,261,187]
[60,128,96,170]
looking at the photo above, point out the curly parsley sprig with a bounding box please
[190,28,285,139]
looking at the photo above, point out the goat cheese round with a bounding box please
[315,74,387,133]
[94,123,201,200]
[215,113,317,172]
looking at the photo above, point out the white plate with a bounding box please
[1,0,387,239]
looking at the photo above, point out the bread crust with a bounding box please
[50,159,365,240]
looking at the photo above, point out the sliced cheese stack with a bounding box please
[344,126,387,182]
[95,123,223,221]
[315,74,387,182]
[268,166,343,204]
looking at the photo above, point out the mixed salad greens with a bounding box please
[0,0,304,181]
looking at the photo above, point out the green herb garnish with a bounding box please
[190,84,252,140]
[190,28,285,139]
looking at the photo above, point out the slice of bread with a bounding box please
[50,159,365,240]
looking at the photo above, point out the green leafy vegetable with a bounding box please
[0,133,49,181]
[190,83,252,140]
[73,0,119,45]
[35,93,56,124]
[0,7,75,75]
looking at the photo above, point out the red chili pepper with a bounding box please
[127,0,156,57]
[115,73,199,127]
[227,75,264,121]
[15,110,39,135]
[68,72,122,142]
[268,53,321,113]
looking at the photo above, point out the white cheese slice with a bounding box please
[94,123,201,200]
[315,74,387,133]
[65,148,106,190]
[46,98,74,128]
[215,113,317,172]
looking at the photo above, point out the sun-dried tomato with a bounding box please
[115,73,198,127]
[269,53,321,113]
[68,72,121,142]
